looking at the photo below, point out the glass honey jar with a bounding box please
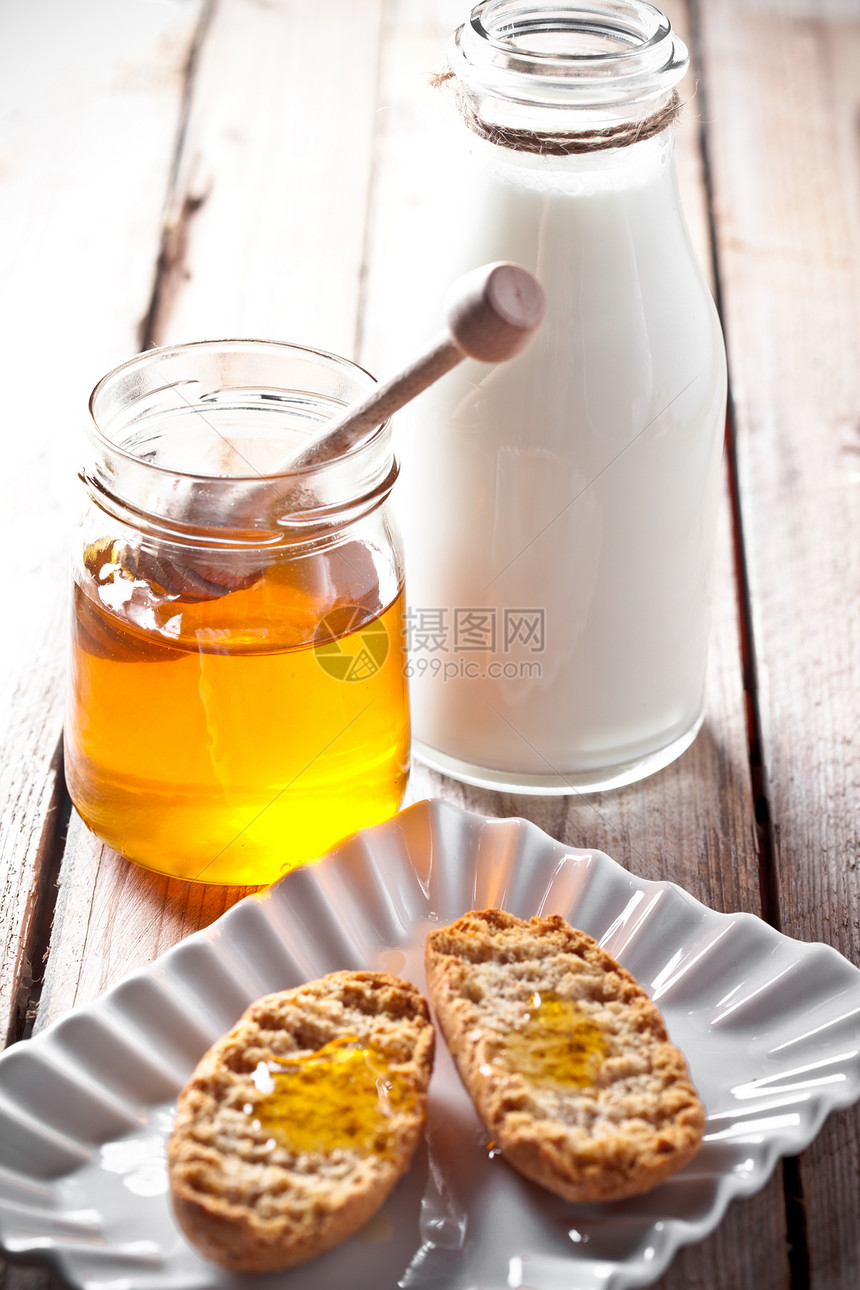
[66,340,409,886]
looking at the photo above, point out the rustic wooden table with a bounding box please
[1,1,859,1287]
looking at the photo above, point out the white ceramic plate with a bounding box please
[2,799,860,1290]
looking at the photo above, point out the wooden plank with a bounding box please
[699,1,860,1285]
[0,678,65,1050]
[146,0,387,356]
[378,4,781,1289]
[39,815,254,1021]
[0,1264,54,1290]
[0,7,207,1290]
[36,0,389,1027]
[0,0,205,1046]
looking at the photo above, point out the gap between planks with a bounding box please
[688,2,810,1287]
[137,0,216,352]
[2,742,71,1051]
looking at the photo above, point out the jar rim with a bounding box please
[450,0,688,108]
[84,338,397,545]
[88,337,387,485]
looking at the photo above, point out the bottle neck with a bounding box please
[447,1,687,153]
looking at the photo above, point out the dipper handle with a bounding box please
[285,262,545,470]
[446,260,547,362]
[145,264,545,599]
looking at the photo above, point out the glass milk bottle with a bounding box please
[398,0,727,793]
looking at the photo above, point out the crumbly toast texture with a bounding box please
[167,970,434,1272]
[425,909,705,1202]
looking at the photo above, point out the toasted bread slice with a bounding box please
[167,970,434,1271]
[425,909,704,1202]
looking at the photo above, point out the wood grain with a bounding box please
[0,7,205,1290]
[699,2,860,1285]
[146,0,387,355]
[38,814,257,1022]
[35,0,389,1027]
[0,0,205,1046]
[0,631,65,1049]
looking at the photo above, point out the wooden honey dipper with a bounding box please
[146,262,546,599]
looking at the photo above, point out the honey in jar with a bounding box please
[66,340,409,885]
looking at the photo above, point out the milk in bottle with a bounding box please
[398,0,727,792]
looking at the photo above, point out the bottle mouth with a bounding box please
[450,0,688,108]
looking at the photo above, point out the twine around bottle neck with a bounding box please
[435,70,681,156]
